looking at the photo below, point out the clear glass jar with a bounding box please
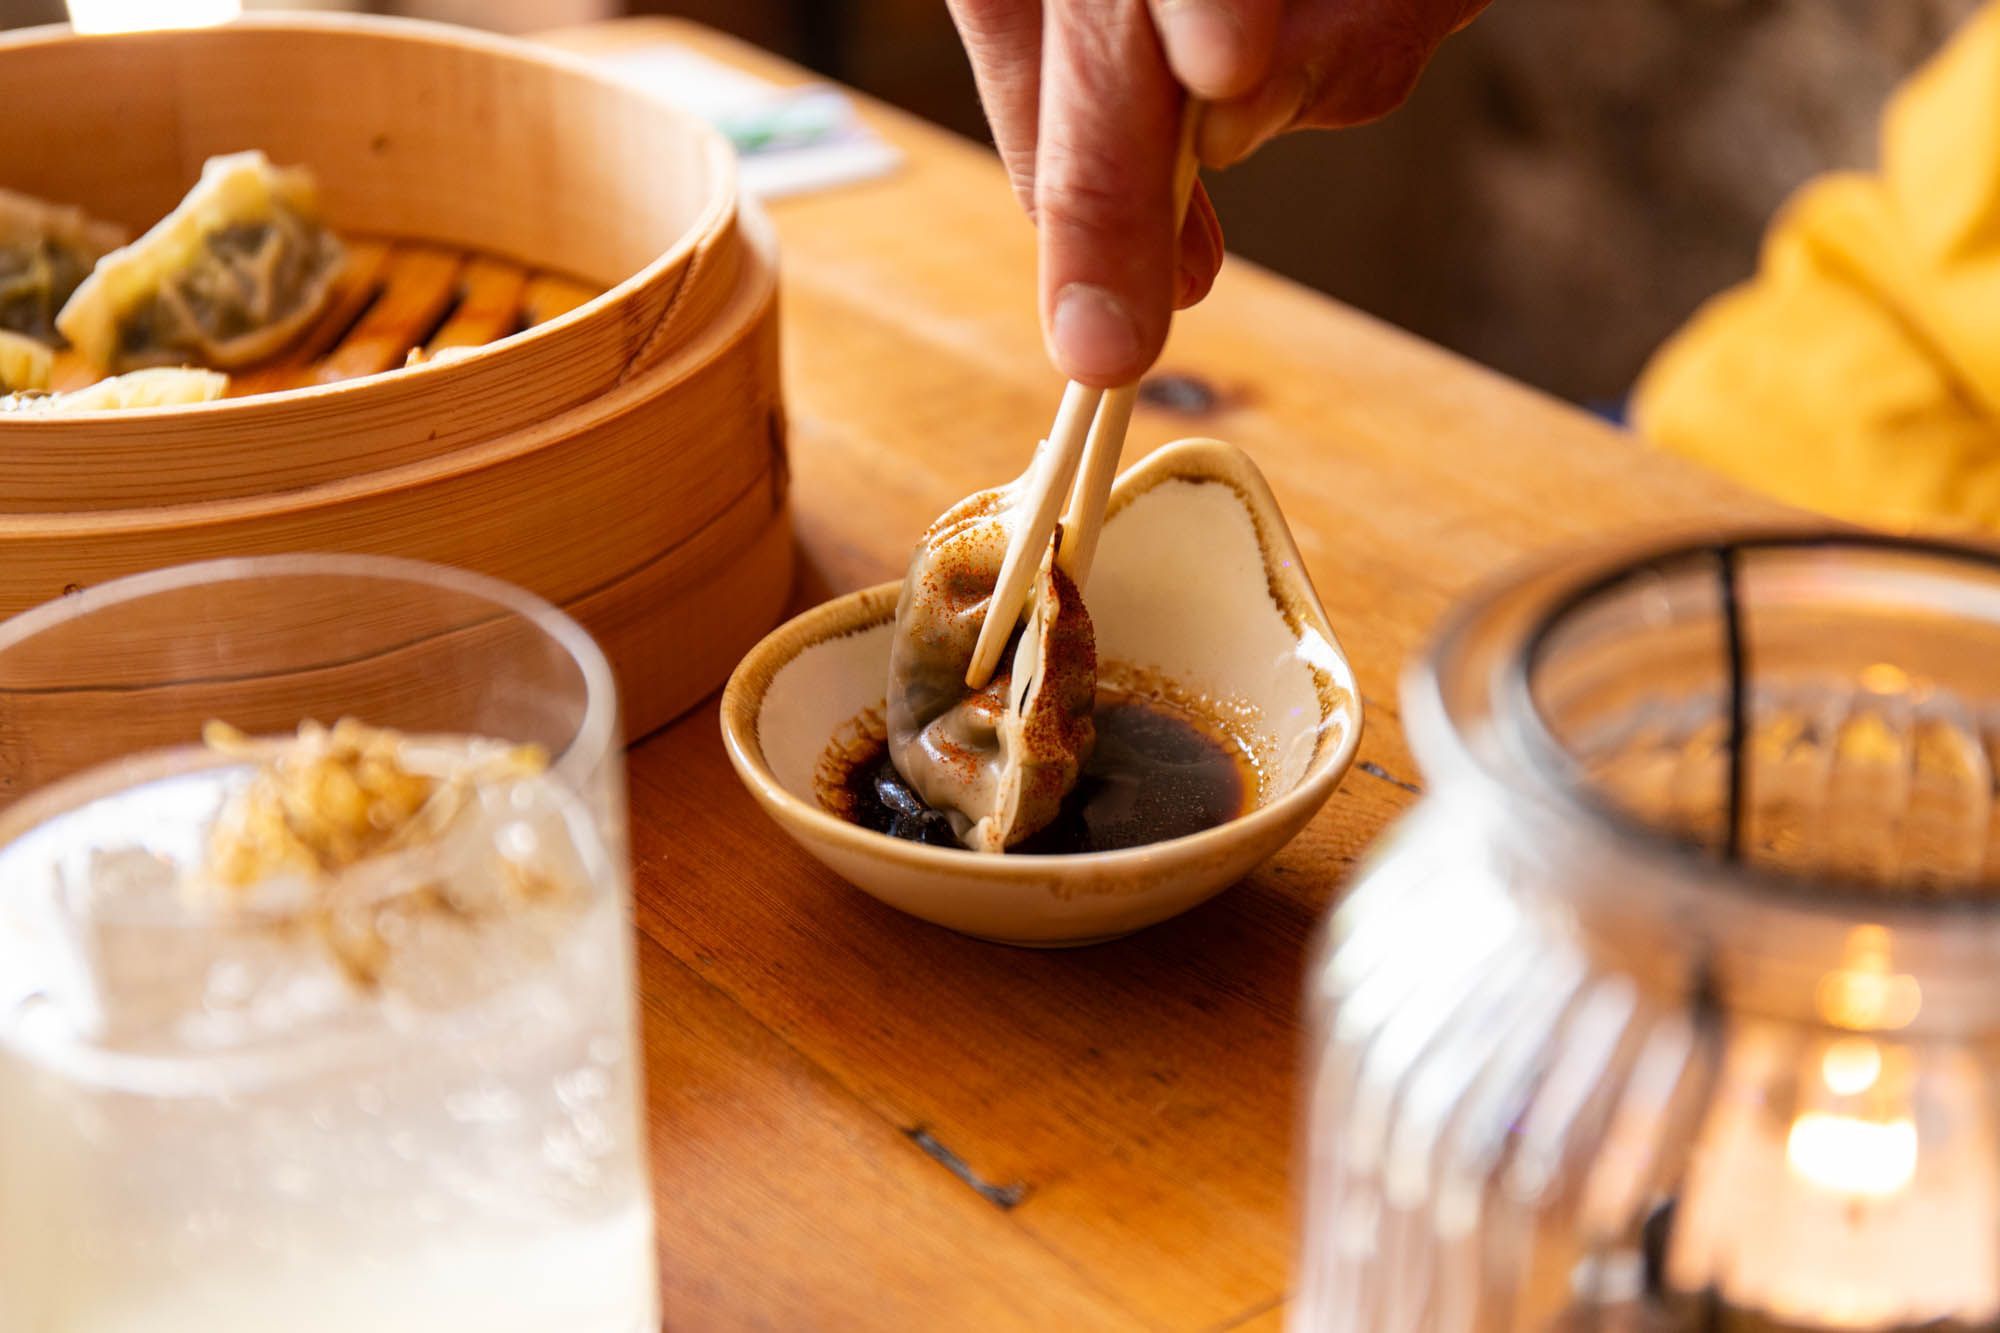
[1299,534,2000,1332]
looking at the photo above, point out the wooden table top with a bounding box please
[549,19,1777,1331]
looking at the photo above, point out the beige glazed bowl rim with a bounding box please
[719,438,1364,878]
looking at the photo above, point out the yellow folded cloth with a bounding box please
[1633,3,2000,532]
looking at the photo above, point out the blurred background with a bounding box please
[0,0,1979,407]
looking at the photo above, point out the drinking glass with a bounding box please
[0,555,657,1333]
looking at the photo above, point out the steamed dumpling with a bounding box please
[0,330,51,393]
[0,187,125,345]
[57,151,344,372]
[1,366,227,415]
[887,461,1097,853]
[59,367,229,411]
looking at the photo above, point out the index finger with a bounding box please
[948,0,1046,213]
[1037,0,1185,386]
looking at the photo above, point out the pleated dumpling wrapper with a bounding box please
[1,366,227,415]
[887,468,1097,853]
[0,187,125,345]
[57,151,344,372]
[0,329,52,393]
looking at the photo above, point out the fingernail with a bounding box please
[1051,283,1143,383]
[1156,0,1247,99]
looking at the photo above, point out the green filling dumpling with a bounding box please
[0,188,124,346]
[58,151,344,372]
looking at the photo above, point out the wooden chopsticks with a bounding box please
[1055,383,1136,590]
[964,105,1204,690]
[963,380,1104,689]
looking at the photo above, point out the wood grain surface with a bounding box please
[549,20,1783,1331]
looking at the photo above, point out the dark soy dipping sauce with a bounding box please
[841,694,1259,854]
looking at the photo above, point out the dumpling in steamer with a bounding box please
[57,151,344,372]
[1,366,227,415]
[887,469,1097,853]
[0,187,125,345]
[0,330,51,393]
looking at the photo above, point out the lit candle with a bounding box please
[1659,933,2000,1328]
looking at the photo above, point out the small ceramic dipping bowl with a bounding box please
[720,438,1362,946]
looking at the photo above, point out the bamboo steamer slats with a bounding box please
[427,258,533,354]
[310,245,467,383]
[0,15,789,737]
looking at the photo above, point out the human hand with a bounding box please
[947,0,1492,386]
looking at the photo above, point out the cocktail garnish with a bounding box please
[199,718,556,985]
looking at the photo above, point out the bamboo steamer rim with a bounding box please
[0,199,780,541]
[0,12,739,424]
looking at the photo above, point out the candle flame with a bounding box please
[66,0,241,35]
[1817,926,1922,1030]
[1817,969,1923,1030]
[1787,1112,1917,1198]
[1821,1038,1883,1096]
[1858,662,1911,694]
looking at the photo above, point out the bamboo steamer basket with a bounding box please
[0,15,791,738]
